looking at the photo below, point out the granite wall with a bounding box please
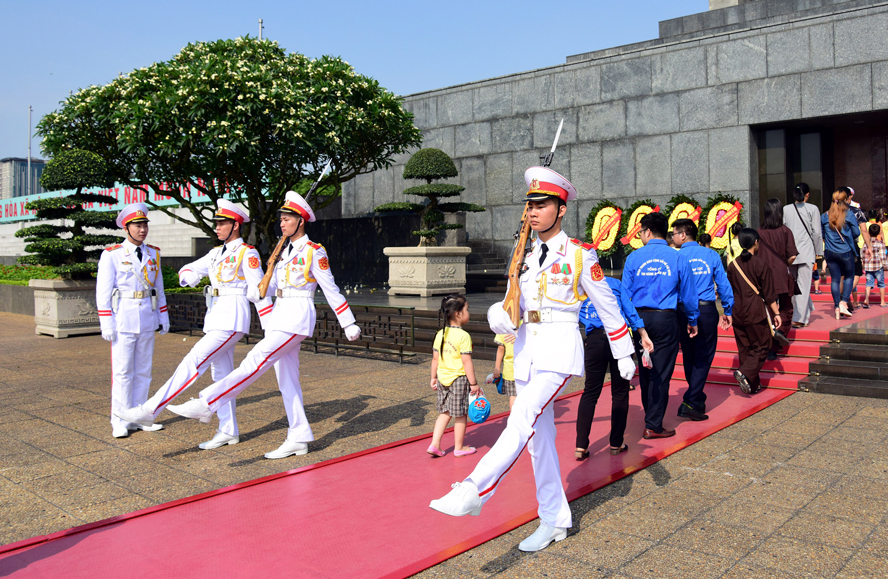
[344,0,888,258]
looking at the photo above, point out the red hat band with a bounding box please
[122,210,147,225]
[282,201,310,222]
[527,179,569,202]
[215,208,244,223]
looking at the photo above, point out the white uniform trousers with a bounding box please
[465,365,572,529]
[792,262,814,325]
[145,330,244,437]
[110,331,155,430]
[197,330,313,443]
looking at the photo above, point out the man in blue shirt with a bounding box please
[622,212,699,439]
[672,219,734,421]
[576,277,654,457]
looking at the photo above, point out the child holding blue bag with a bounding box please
[490,334,517,410]
[428,294,479,458]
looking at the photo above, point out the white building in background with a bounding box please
[0,158,46,200]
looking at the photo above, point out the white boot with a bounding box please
[167,398,213,423]
[115,404,157,427]
[264,440,308,459]
[429,481,482,517]
[199,431,239,450]
[112,425,130,438]
[128,423,163,432]
[518,521,568,552]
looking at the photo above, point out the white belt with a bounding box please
[275,289,315,299]
[523,308,579,324]
[205,287,247,297]
[118,290,154,299]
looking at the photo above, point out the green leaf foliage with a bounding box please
[436,202,486,213]
[402,184,465,198]
[0,265,59,282]
[373,202,424,213]
[40,149,114,192]
[376,148,484,245]
[402,148,458,182]
[36,36,423,261]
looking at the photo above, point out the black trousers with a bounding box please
[634,310,680,433]
[734,319,772,390]
[575,328,630,449]
[677,304,719,413]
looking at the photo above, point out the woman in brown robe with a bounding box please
[727,229,782,395]
[757,198,798,359]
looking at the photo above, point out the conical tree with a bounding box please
[15,149,121,278]
[375,148,485,246]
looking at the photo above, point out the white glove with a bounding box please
[344,324,361,341]
[102,328,116,342]
[487,302,518,336]
[617,356,636,381]
[179,271,200,288]
[159,322,170,336]
[246,285,261,303]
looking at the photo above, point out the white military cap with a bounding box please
[116,203,150,228]
[213,199,250,223]
[524,166,578,202]
[280,191,316,222]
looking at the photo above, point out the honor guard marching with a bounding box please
[167,191,361,459]
[97,203,170,438]
[115,200,272,449]
[671,218,734,422]
[621,212,699,439]
[430,167,637,553]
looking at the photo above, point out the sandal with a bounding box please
[609,444,629,456]
[792,322,807,328]
[575,449,589,461]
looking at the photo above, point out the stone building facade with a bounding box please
[343,0,888,259]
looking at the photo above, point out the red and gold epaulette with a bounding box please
[105,244,122,252]
[569,238,594,251]
[147,244,161,252]
[244,244,255,249]
[307,241,322,250]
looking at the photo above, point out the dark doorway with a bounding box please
[756,110,888,225]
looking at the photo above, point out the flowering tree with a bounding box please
[37,37,422,257]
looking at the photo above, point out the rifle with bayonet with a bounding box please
[258,160,332,299]
[502,119,563,327]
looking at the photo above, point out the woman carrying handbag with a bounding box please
[821,189,861,319]
[757,198,798,359]
[727,229,781,396]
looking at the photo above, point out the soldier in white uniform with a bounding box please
[168,191,361,458]
[97,203,170,439]
[430,167,637,552]
[115,200,273,449]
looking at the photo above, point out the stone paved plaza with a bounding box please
[2,310,888,577]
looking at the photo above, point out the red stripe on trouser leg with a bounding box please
[208,334,299,405]
[477,375,569,497]
[155,332,240,411]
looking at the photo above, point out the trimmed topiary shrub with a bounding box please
[374,148,485,246]
[15,149,122,279]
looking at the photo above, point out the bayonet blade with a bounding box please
[550,118,564,153]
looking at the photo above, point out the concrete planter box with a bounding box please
[383,246,471,297]
[29,279,100,338]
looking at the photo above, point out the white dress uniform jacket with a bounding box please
[97,240,169,332]
[178,237,273,333]
[513,230,633,381]
[263,235,356,333]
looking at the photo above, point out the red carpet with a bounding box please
[0,382,793,579]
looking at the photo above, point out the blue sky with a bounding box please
[1,0,708,160]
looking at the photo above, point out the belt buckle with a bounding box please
[133,290,144,299]
[527,310,541,324]
[212,288,220,297]
[276,289,283,298]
